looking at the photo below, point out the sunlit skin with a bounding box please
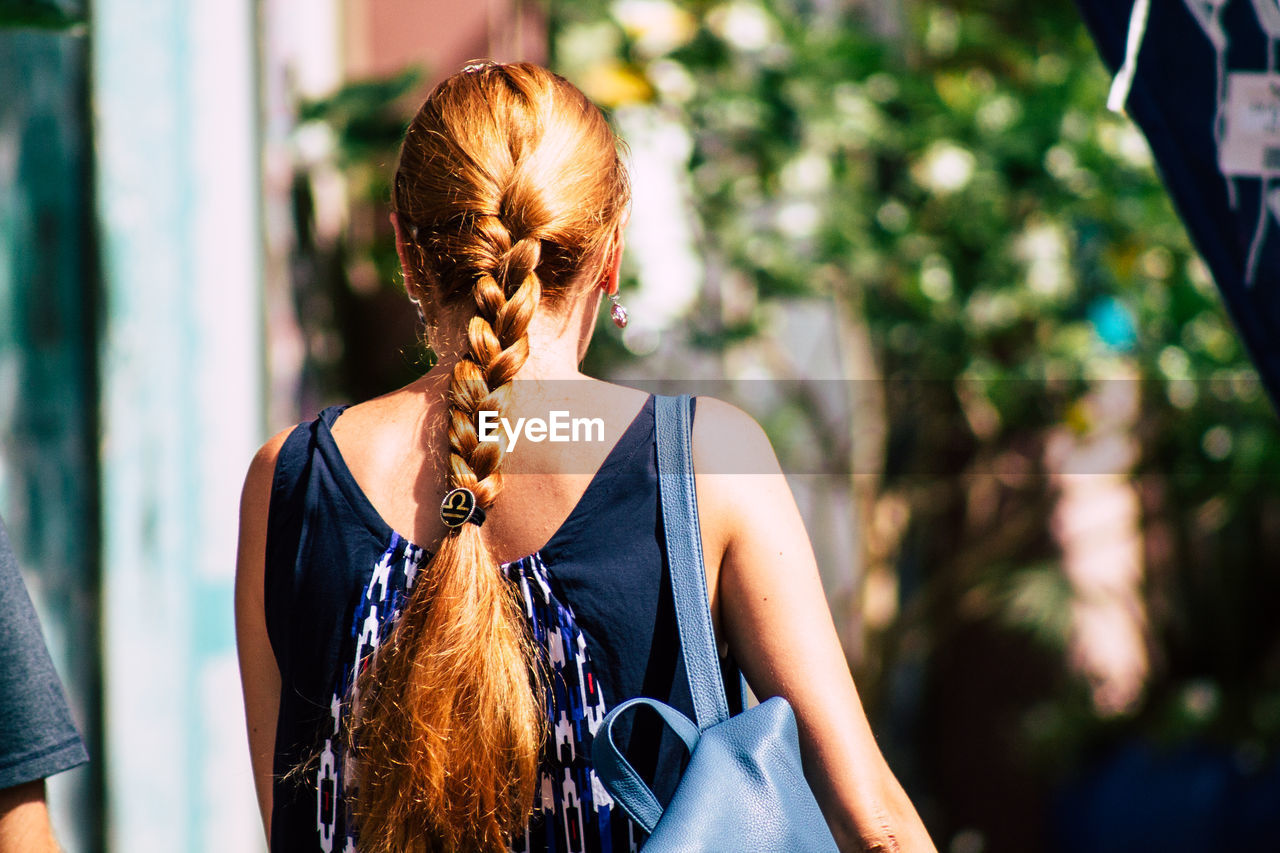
[0,781,60,853]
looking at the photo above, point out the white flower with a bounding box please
[919,254,954,301]
[1015,220,1071,299]
[612,0,696,58]
[707,2,776,52]
[776,201,820,238]
[646,59,696,103]
[911,140,976,194]
[1158,345,1191,380]
[779,151,831,194]
[977,94,1020,134]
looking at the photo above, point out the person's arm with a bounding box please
[693,398,936,853]
[235,429,292,842]
[0,520,88,853]
[0,781,59,853]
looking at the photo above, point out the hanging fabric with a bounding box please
[1076,0,1280,409]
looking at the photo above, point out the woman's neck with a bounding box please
[426,288,602,383]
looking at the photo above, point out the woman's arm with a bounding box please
[0,781,59,853]
[234,429,292,843]
[692,398,936,853]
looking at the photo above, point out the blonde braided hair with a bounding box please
[347,63,630,853]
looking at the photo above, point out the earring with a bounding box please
[609,293,628,329]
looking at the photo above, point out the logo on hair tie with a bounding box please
[440,487,486,528]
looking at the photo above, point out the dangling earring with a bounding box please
[609,292,628,329]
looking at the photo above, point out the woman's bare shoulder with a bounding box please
[332,377,437,435]
[691,395,780,477]
[686,395,786,587]
[323,378,443,467]
[242,424,298,501]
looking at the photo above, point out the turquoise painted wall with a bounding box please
[0,24,102,853]
[3,2,268,850]
[92,0,266,849]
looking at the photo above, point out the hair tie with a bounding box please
[440,487,486,528]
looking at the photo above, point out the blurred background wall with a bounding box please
[2,0,1279,851]
[0,17,101,852]
[1,1,537,850]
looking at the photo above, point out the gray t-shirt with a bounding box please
[0,519,88,789]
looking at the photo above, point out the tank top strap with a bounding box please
[263,418,318,675]
[317,403,347,429]
[262,405,359,670]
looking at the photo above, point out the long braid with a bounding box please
[448,221,543,499]
[351,225,547,853]
[346,61,631,853]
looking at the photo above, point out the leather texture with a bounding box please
[592,394,840,852]
[654,393,730,730]
[592,697,701,832]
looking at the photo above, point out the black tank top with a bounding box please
[264,394,700,852]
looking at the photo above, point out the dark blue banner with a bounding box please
[1075,0,1280,408]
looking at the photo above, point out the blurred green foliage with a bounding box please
[299,68,423,168]
[290,67,432,405]
[546,0,1280,843]
[295,3,1280,842]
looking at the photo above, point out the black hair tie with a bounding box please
[440,487,486,528]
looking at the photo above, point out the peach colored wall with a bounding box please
[345,0,546,89]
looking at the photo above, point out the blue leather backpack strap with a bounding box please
[654,393,730,730]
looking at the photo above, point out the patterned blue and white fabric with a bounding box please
[315,534,640,853]
[314,534,423,853]
[507,552,642,853]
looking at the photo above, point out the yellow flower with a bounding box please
[580,60,654,108]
